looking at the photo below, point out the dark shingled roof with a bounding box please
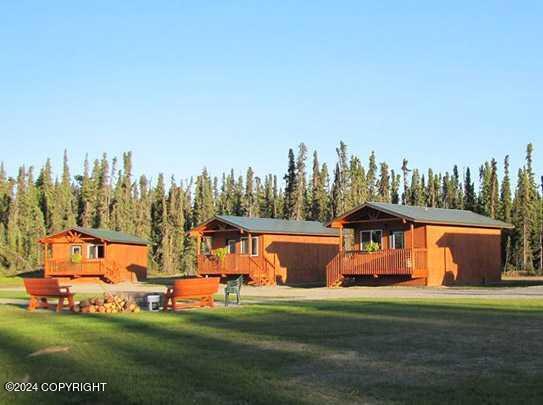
[72,227,150,245]
[209,215,339,236]
[332,202,514,229]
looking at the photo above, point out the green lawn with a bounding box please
[0,274,24,287]
[0,291,98,301]
[1,299,543,404]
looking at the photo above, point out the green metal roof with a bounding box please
[211,215,339,236]
[333,202,514,229]
[73,227,150,245]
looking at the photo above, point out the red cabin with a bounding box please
[39,227,149,283]
[189,215,339,286]
[326,202,513,286]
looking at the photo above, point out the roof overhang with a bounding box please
[39,228,107,244]
[189,216,339,237]
[327,202,515,230]
[188,216,245,237]
[39,227,150,245]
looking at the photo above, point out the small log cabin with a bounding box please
[326,202,513,287]
[39,227,149,283]
[189,215,339,285]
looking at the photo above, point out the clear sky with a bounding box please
[1,1,541,184]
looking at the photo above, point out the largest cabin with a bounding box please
[189,215,339,285]
[326,202,513,287]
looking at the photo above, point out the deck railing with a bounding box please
[46,259,107,276]
[45,259,122,283]
[197,253,275,285]
[326,248,428,287]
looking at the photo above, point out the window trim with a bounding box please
[390,231,405,250]
[240,236,259,256]
[251,236,259,256]
[226,239,236,254]
[87,244,105,260]
[360,229,383,252]
[202,236,213,255]
[70,245,82,256]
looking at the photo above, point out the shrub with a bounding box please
[364,241,380,253]
[71,253,82,263]
[213,247,229,262]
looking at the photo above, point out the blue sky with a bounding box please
[0,1,541,184]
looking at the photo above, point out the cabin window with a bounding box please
[88,244,105,259]
[202,237,213,255]
[343,228,355,251]
[226,240,236,254]
[70,245,82,256]
[240,237,259,256]
[390,231,405,249]
[251,237,258,256]
[360,230,382,251]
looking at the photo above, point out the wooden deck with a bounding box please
[197,253,276,286]
[326,248,428,287]
[45,259,122,283]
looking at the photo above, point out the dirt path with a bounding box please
[3,281,543,300]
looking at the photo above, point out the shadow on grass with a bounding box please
[1,299,543,404]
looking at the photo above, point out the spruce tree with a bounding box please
[366,151,377,201]
[310,151,321,221]
[36,158,59,232]
[243,167,256,217]
[451,165,462,209]
[426,168,437,207]
[409,169,423,206]
[135,175,152,239]
[57,150,76,229]
[489,159,499,218]
[401,158,410,204]
[94,154,111,228]
[377,162,391,202]
[6,176,21,272]
[168,177,185,273]
[349,156,366,207]
[499,155,513,270]
[0,164,8,243]
[283,148,296,219]
[319,163,331,221]
[293,143,308,220]
[150,174,168,271]
[390,169,401,204]
[192,168,215,225]
[499,156,512,223]
[463,167,476,211]
[512,168,533,271]
[310,152,330,221]
[76,155,94,228]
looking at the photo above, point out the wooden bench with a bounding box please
[24,279,75,312]
[163,277,220,311]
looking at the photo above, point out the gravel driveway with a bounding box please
[3,277,543,301]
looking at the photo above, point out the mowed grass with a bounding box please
[0,274,24,287]
[1,299,543,404]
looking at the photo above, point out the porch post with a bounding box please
[43,242,48,276]
[410,222,415,269]
[248,232,252,256]
[339,226,344,252]
[196,233,201,256]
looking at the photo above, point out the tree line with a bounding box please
[0,142,541,274]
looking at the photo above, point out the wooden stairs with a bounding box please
[247,256,276,286]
